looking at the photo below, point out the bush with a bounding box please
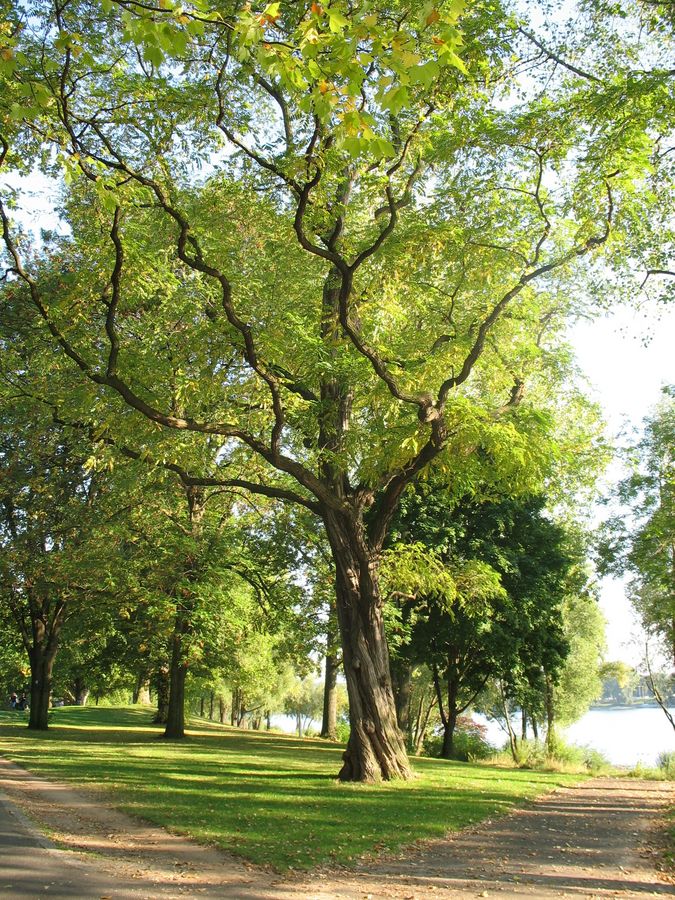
[489,737,611,774]
[423,718,494,761]
[657,751,675,778]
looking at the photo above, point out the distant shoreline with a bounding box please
[590,701,675,711]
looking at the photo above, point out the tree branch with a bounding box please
[518,27,602,84]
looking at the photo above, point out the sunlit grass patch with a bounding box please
[0,706,583,871]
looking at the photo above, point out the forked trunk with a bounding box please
[325,511,411,782]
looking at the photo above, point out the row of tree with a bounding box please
[0,0,673,779]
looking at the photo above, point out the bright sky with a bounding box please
[569,302,675,665]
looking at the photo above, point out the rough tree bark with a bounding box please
[28,644,57,730]
[23,596,67,731]
[164,636,188,739]
[324,509,411,782]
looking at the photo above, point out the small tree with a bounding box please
[284,677,324,738]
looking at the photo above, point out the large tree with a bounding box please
[0,0,665,778]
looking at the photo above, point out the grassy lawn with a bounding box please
[0,706,583,871]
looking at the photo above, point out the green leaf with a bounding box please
[409,59,439,87]
[143,44,164,67]
[327,9,349,33]
[440,48,468,75]
[264,2,281,18]
[380,85,409,115]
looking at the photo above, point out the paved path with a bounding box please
[0,790,172,898]
[0,756,673,899]
[292,778,675,899]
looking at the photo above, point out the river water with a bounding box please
[277,706,675,768]
[564,706,675,767]
[478,706,675,768]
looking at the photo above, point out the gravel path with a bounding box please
[0,756,673,899]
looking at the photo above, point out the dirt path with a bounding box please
[0,756,673,899]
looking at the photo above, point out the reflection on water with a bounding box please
[477,706,675,767]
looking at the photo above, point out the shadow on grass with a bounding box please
[0,705,581,871]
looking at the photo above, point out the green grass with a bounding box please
[0,706,584,871]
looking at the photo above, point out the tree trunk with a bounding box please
[391,661,413,738]
[412,695,435,755]
[133,673,151,705]
[521,707,528,741]
[440,675,459,759]
[164,645,188,739]
[441,708,458,759]
[209,689,215,721]
[153,665,169,724]
[163,486,204,740]
[73,676,89,706]
[499,680,520,763]
[324,510,411,782]
[199,695,205,718]
[164,609,189,739]
[28,645,57,730]
[545,673,556,756]
[219,696,226,724]
[321,619,339,740]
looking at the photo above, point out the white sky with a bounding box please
[569,303,675,665]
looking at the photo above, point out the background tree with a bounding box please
[388,490,578,758]
[543,580,606,754]
[600,388,674,660]
[599,661,640,705]
[0,409,130,727]
[284,676,324,738]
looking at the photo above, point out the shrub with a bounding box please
[489,737,611,774]
[657,751,675,778]
[424,718,494,761]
